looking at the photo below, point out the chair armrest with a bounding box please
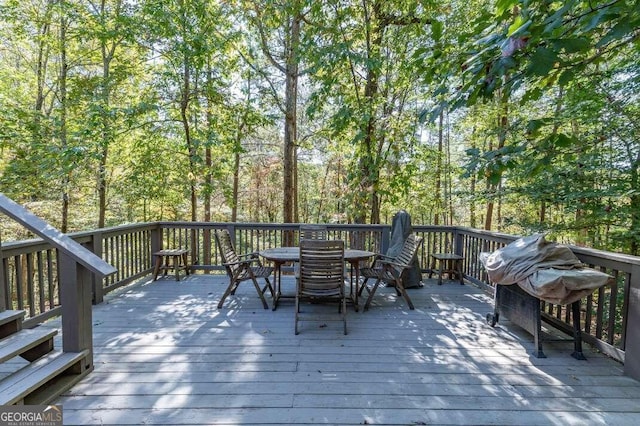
[378,258,410,269]
[237,252,259,260]
[368,253,392,268]
[223,258,254,267]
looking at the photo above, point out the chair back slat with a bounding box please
[393,234,423,272]
[215,229,241,276]
[299,239,344,295]
[299,224,328,241]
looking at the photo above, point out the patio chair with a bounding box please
[214,229,274,309]
[295,239,347,335]
[358,233,424,311]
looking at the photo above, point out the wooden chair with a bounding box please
[358,234,424,311]
[295,239,347,335]
[299,224,328,241]
[214,229,274,309]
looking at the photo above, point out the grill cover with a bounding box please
[480,234,611,305]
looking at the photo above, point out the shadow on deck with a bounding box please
[48,274,640,425]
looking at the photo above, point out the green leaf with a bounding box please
[527,47,558,77]
[526,118,549,135]
[596,21,633,48]
[495,0,518,17]
[553,133,574,148]
[551,37,591,54]
[557,68,574,87]
[508,16,525,36]
[432,19,443,42]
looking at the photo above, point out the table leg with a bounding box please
[173,255,181,281]
[345,260,361,312]
[182,252,190,276]
[272,261,284,311]
[153,255,162,281]
[354,262,361,312]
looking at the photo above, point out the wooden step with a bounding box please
[0,310,25,339]
[0,349,90,405]
[0,327,57,363]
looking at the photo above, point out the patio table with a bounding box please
[260,246,374,311]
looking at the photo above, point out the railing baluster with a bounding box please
[26,252,35,317]
[608,271,619,345]
[14,255,23,310]
[47,249,55,308]
[37,251,45,314]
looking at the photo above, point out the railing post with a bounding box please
[624,264,640,381]
[150,225,163,267]
[203,225,211,273]
[58,251,94,372]
[90,231,104,305]
[453,228,464,257]
[380,225,392,254]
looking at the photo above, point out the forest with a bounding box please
[0,0,639,255]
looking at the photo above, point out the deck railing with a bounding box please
[0,194,116,371]
[2,220,640,380]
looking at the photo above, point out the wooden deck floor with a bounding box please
[47,273,640,425]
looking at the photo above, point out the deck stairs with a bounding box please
[0,309,91,405]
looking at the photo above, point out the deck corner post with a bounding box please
[59,251,94,370]
[623,264,640,381]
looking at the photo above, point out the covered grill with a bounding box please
[480,234,612,358]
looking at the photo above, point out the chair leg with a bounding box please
[358,278,370,296]
[262,278,275,298]
[217,280,236,309]
[395,279,415,310]
[250,277,270,309]
[363,278,383,311]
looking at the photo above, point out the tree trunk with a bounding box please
[96,0,122,229]
[180,57,197,222]
[232,151,240,222]
[485,94,509,230]
[59,9,69,233]
[283,15,299,226]
[434,110,444,225]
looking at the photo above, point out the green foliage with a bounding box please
[0,0,639,257]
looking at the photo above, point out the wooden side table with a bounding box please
[153,249,190,281]
[429,253,464,285]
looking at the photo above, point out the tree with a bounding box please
[306,0,433,223]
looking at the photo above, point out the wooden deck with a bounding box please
[44,273,640,425]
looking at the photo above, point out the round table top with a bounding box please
[260,246,374,263]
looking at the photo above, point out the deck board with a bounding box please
[47,274,640,425]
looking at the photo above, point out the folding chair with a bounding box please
[295,239,347,335]
[215,229,274,309]
[358,234,423,311]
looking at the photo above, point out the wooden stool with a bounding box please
[429,253,464,285]
[153,249,190,281]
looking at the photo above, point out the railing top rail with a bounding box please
[3,218,640,270]
[0,193,117,277]
[156,221,391,230]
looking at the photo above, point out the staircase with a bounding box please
[0,309,91,405]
